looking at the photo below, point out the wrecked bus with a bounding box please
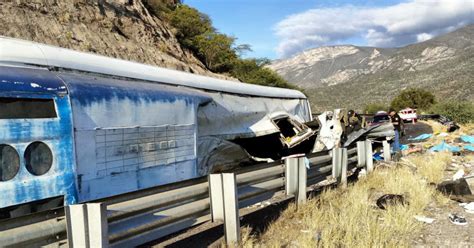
[0,37,314,217]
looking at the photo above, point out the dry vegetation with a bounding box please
[226,121,473,247]
[236,122,474,247]
[239,152,453,247]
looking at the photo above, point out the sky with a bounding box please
[185,0,474,59]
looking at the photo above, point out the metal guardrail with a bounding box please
[0,141,373,247]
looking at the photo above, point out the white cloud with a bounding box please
[274,0,474,58]
[416,33,433,42]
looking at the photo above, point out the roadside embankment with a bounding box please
[240,122,474,247]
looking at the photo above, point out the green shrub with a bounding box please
[230,59,296,89]
[144,0,180,18]
[363,103,388,114]
[193,32,237,72]
[390,88,436,111]
[428,101,474,124]
[165,4,295,89]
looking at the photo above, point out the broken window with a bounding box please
[273,117,315,148]
[0,98,57,119]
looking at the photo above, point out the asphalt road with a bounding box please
[401,122,433,144]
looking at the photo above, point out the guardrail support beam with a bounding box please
[365,140,374,173]
[356,141,366,167]
[340,148,348,188]
[209,173,240,245]
[66,205,88,248]
[222,173,240,245]
[285,156,307,205]
[66,203,108,248]
[383,140,391,162]
[209,174,224,222]
[332,148,342,180]
[86,203,108,248]
[297,157,307,205]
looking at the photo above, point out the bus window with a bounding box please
[0,98,57,119]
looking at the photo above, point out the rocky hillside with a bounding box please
[269,24,474,112]
[0,0,226,78]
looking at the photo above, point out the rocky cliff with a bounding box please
[0,0,227,78]
[269,24,474,111]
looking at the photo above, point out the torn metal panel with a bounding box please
[197,137,252,176]
[343,125,379,147]
[197,95,311,140]
[366,123,395,139]
[312,109,344,152]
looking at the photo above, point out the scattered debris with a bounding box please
[400,144,409,151]
[429,141,461,153]
[373,152,384,161]
[464,145,474,152]
[437,179,473,197]
[414,215,435,224]
[448,214,468,226]
[453,169,466,181]
[459,202,474,214]
[438,132,449,137]
[401,144,423,156]
[358,168,367,179]
[376,194,407,210]
[409,133,433,141]
[461,135,474,144]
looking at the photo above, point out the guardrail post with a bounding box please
[285,156,307,205]
[66,204,88,248]
[66,203,108,248]
[340,148,348,188]
[365,140,374,173]
[222,173,240,245]
[209,173,240,245]
[297,157,307,205]
[356,141,366,167]
[209,174,224,222]
[382,140,391,161]
[86,203,108,247]
[332,148,342,180]
[285,157,298,196]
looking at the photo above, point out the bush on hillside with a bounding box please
[230,59,297,89]
[193,32,238,72]
[428,101,474,124]
[390,88,436,111]
[143,0,180,18]
[163,4,294,89]
[363,103,388,114]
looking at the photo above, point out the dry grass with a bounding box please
[403,152,452,184]
[460,123,474,134]
[241,153,451,248]
[422,120,446,135]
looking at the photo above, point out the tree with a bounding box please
[144,0,181,17]
[230,59,296,89]
[429,101,474,124]
[363,103,388,114]
[168,5,214,49]
[390,88,436,111]
[194,32,237,72]
[166,4,296,89]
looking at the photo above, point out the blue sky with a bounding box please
[186,0,474,59]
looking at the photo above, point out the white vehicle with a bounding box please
[399,108,417,123]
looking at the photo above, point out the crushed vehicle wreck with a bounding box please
[0,37,315,216]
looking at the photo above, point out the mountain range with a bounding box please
[268,24,474,112]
